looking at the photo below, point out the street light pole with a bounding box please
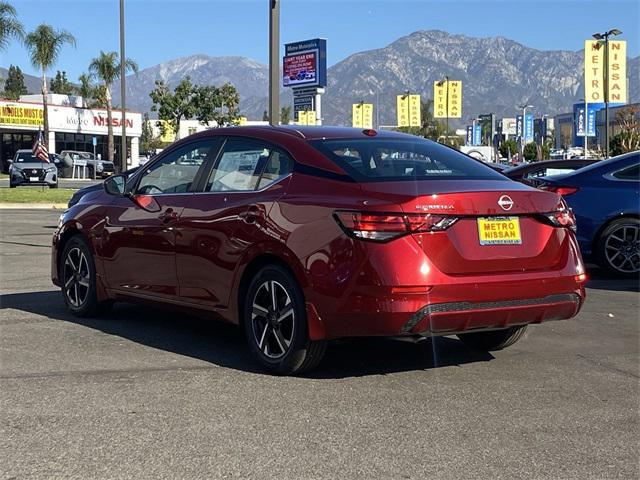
[268,0,280,126]
[593,29,622,159]
[119,0,127,172]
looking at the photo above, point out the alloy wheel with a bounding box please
[63,247,91,308]
[251,280,295,359]
[604,224,640,274]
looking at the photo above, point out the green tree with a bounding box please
[149,77,197,140]
[2,64,27,99]
[75,72,95,107]
[499,139,517,158]
[89,50,138,168]
[50,70,74,95]
[0,1,24,51]
[280,106,291,125]
[193,82,241,127]
[140,112,163,153]
[24,24,75,148]
[612,105,640,155]
[397,99,446,141]
[523,142,538,161]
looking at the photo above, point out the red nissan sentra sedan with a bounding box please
[52,126,587,374]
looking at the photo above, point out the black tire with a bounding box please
[243,265,326,375]
[60,235,112,317]
[457,325,527,351]
[9,180,16,188]
[596,218,639,278]
[50,182,58,189]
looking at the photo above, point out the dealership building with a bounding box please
[0,94,142,168]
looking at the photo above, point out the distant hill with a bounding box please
[5,30,639,125]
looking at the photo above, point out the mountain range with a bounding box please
[3,30,639,126]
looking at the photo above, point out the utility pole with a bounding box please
[268,0,280,126]
[119,0,127,172]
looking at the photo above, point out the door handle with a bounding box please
[159,208,178,224]
[240,204,260,224]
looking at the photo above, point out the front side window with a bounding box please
[206,138,292,192]
[136,140,214,194]
[310,138,506,182]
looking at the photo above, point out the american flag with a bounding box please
[32,130,50,163]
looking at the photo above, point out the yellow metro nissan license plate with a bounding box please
[477,217,522,245]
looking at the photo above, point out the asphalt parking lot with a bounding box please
[1,209,638,480]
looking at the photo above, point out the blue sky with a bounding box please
[2,0,639,80]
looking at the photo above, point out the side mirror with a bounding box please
[7,159,13,165]
[104,174,126,196]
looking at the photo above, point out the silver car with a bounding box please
[9,150,58,188]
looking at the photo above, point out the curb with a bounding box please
[0,203,68,210]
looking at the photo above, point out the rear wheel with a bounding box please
[243,265,326,375]
[457,326,527,351]
[596,218,639,278]
[60,235,112,317]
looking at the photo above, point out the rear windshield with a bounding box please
[309,138,506,182]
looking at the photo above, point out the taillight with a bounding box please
[334,211,457,242]
[538,184,579,196]
[540,207,577,232]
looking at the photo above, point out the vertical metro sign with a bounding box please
[297,111,317,125]
[608,40,627,103]
[397,94,421,127]
[352,103,373,129]
[447,81,462,118]
[585,40,627,103]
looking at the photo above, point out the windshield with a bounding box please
[15,151,47,163]
[310,138,507,182]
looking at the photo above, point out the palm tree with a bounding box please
[0,1,24,51]
[89,51,138,164]
[76,73,94,108]
[24,24,75,148]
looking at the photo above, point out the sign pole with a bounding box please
[603,37,609,159]
[445,76,450,145]
[119,0,127,173]
[269,0,280,126]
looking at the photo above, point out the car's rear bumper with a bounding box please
[311,275,586,339]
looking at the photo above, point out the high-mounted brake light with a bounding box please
[362,129,377,137]
[334,211,457,242]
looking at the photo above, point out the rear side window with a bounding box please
[612,164,639,180]
[309,138,506,182]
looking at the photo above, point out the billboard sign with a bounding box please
[433,80,462,118]
[396,94,421,127]
[293,95,314,117]
[352,103,373,129]
[516,114,533,142]
[473,124,482,146]
[283,38,327,88]
[584,39,627,103]
[574,104,597,137]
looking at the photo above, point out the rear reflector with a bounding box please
[334,211,457,242]
[575,273,588,282]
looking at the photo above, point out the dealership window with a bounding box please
[55,133,131,162]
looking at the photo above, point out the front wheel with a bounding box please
[457,326,527,351]
[60,235,112,317]
[596,218,639,278]
[243,265,326,375]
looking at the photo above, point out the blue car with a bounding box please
[537,152,639,277]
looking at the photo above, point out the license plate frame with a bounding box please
[29,176,39,182]
[477,216,522,246]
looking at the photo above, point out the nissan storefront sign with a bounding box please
[48,105,142,136]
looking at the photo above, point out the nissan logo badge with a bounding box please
[498,195,514,211]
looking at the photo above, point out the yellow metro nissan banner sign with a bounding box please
[396,94,421,127]
[297,110,316,125]
[352,103,373,129]
[0,104,44,127]
[433,80,462,118]
[585,40,627,103]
